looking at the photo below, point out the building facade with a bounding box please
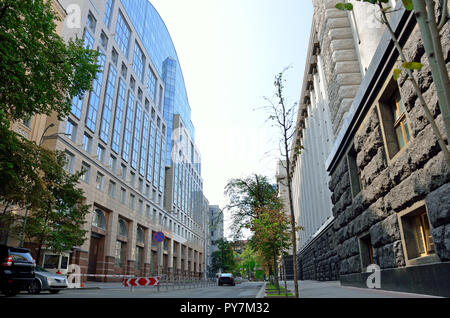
[26,0,209,281]
[208,205,224,276]
[292,0,450,296]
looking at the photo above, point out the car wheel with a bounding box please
[28,279,41,295]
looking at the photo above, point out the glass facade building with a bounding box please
[52,0,207,279]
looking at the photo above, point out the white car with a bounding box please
[28,266,68,294]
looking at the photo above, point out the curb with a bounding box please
[256,282,267,298]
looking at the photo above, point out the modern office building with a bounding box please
[31,0,209,280]
[291,0,450,296]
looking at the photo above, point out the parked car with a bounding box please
[28,265,68,294]
[218,273,235,286]
[0,245,35,296]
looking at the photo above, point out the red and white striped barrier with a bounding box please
[124,276,160,287]
[67,274,136,278]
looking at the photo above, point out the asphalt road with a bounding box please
[6,281,264,299]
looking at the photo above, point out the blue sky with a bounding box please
[150,0,314,238]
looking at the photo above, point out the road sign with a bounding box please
[153,231,165,243]
[123,276,160,287]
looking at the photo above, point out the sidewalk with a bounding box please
[282,280,441,298]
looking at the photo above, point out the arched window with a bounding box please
[92,209,106,230]
[137,227,144,244]
[118,219,127,237]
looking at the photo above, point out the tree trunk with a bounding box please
[413,0,450,141]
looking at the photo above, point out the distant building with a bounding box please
[208,205,224,275]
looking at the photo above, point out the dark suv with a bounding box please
[0,245,35,296]
[218,273,235,286]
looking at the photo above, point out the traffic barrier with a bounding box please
[123,276,161,287]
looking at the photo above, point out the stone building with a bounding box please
[292,0,450,296]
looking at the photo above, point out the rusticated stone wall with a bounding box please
[298,6,450,284]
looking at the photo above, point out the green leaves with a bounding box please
[402,62,424,70]
[393,68,402,81]
[402,0,414,10]
[335,3,353,11]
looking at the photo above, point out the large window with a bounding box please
[111,78,127,153]
[146,122,156,183]
[132,42,145,82]
[115,11,131,57]
[398,204,437,266]
[378,81,411,160]
[122,92,135,162]
[392,92,411,151]
[100,64,118,143]
[86,51,107,132]
[131,103,143,169]
[92,209,106,230]
[103,0,115,28]
[70,29,95,119]
[139,113,150,177]
[147,68,157,101]
[153,130,161,187]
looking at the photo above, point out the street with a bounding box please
[5,281,264,299]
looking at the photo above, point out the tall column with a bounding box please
[126,220,136,276]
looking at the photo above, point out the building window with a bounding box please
[118,219,127,237]
[121,164,127,180]
[112,78,127,154]
[63,151,75,174]
[92,209,106,230]
[65,120,77,142]
[147,68,157,101]
[85,51,107,132]
[392,92,411,151]
[103,0,114,28]
[131,103,143,170]
[120,188,126,204]
[399,205,435,262]
[129,194,135,210]
[359,233,374,271]
[109,155,117,172]
[115,240,126,267]
[138,199,143,215]
[87,11,97,33]
[95,172,105,191]
[115,11,131,57]
[347,144,362,197]
[82,133,92,153]
[81,162,91,183]
[97,144,105,163]
[378,81,411,160]
[132,42,145,82]
[122,91,135,162]
[99,64,117,143]
[108,180,116,199]
[130,171,136,188]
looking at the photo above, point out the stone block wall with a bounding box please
[297,10,450,284]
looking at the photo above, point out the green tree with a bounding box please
[211,239,236,273]
[237,245,256,280]
[0,0,98,246]
[17,149,90,262]
[0,0,100,123]
[225,174,293,290]
[224,174,279,238]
